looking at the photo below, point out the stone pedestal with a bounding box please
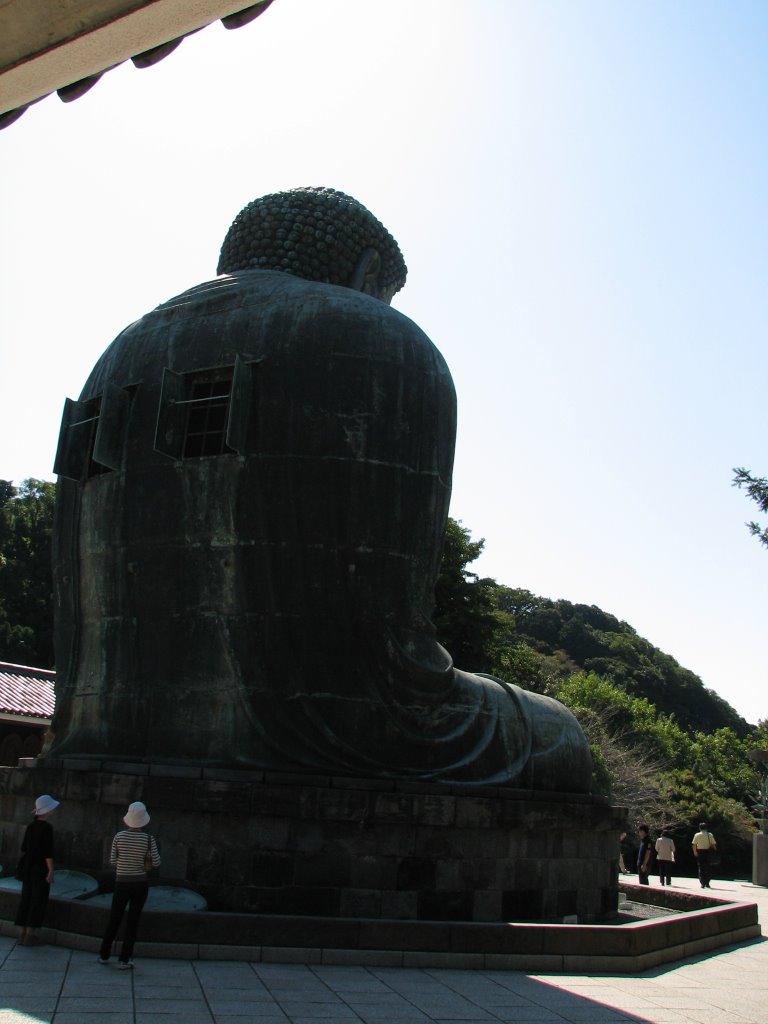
[0,759,624,922]
[753,832,768,887]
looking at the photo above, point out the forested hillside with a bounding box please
[494,589,749,737]
[434,518,750,738]
[434,517,767,874]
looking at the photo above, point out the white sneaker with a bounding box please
[117,961,134,970]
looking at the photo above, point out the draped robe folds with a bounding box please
[50,270,591,792]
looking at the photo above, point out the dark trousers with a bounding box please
[697,849,712,888]
[14,875,50,928]
[657,859,673,885]
[638,867,650,885]
[100,880,149,962]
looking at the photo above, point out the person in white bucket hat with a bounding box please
[14,793,60,945]
[123,802,150,828]
[98,802,160,968]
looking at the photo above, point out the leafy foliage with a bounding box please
[562,681,667,812]
[432,518,510,673]
[0,479,55,666]
[733,467,768,549]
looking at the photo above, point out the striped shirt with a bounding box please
[109,829,161,880]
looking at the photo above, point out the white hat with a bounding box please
[123,801,150,828]
[33,794,59,816]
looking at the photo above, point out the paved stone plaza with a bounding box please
[0,876,765,1023]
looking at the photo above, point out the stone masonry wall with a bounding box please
[0,759,625,922]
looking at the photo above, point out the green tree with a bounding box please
[658,770,755,875]
[733,467,768,549]
[554,671,690,767]
[553,672,757,870]
[433,518,507,673]
[688,727,759,803]
[0,478,56,666]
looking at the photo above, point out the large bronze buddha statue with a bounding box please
[49,187,591,792]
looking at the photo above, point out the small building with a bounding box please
[0,662,54,765]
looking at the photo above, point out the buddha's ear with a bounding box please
[349,247,381,295]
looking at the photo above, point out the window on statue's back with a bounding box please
[183,376,233,458]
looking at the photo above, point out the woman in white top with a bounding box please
[655,829,675,886]
[98,801,160,968]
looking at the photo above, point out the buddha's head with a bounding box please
[217,186,407,304]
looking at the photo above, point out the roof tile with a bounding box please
[0,663,55,720]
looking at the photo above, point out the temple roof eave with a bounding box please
[0,0,274,129]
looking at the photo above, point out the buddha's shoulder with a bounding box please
[149,270,424,338]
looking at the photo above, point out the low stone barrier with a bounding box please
[0,884,759,972]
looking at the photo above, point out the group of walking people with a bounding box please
[619,822,718,889]
[14,795,160,967]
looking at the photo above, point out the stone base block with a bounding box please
[0,760,625,922]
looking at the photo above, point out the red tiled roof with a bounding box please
[0,662,55,721]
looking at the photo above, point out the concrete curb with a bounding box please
[0,883,760,971]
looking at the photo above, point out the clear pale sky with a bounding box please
[1,0,766,724]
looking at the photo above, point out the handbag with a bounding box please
[706,832,720,866]
[13,853,27,881]
[143,834,155,873]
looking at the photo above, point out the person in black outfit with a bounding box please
[15,794,59,945]
[636,824,653,885]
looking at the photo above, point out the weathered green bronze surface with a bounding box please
[49,188,591,791]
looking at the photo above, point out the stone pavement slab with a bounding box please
[0,876,765,1022]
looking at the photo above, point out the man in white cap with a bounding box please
[98,801,160,968]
